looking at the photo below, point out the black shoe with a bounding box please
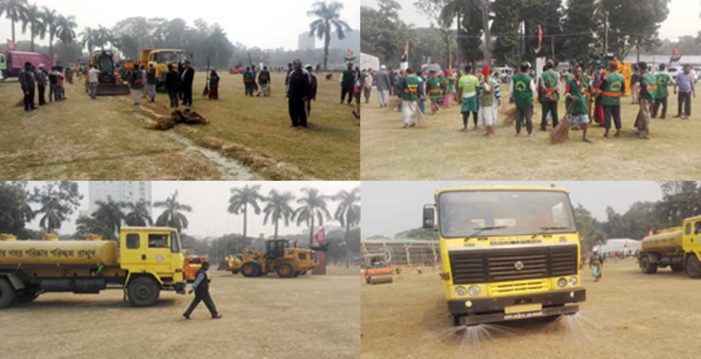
[212,314,223,319]
[183,313,190,320]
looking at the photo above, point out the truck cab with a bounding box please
[423,186,586,326]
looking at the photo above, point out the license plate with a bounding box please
[504,303,542,314]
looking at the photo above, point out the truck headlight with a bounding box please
[568,276,578,287]
[557,278,567,288]
[455,286,467,297]
[468,285,481,296]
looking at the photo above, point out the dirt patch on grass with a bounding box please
[361,259,699,358]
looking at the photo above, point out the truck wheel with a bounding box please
[241,262,261,277]
[275,262,296,278]
[231,269,240,275]
[127,277,160,307]
[0,278,17,309]
[16,290,40,304]
[671,264,684,272]
[685,255,701,278]
[640,257,657,274]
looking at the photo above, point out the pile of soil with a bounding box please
[146,109,209,130]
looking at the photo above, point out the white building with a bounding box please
[88,182,152,216]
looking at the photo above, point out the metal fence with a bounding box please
[361,239,439,266]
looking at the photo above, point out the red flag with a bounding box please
[314,228,326,245]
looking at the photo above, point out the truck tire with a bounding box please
[127,277,160,307]
[0,278,17,309]
[231,269,240,275]
[685,255,701,279]
[275,262,295,278]
[241,262,261,277]
[640,256,657,274]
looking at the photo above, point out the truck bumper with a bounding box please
[448,288,585,326]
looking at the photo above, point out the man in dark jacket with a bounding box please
[19,62,36,112]
[180,60,195,106]
[340,62,355,104]
[183,262,222,320]
[305,64,318,117]
[287,59,311,128]
[165,64,179,108]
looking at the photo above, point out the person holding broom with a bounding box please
[427,70,443,114]
[564,66,592,143]
[635,62,657,140]
[510,62,536,137]
[600,61,625,138]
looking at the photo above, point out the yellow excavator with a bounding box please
[227,239,317,278]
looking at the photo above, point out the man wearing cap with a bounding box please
[477,66,500,138]
[180,60,195,106]
[537,60,560,131]
[375,65,391,108]
[635,62,656,139]
[35,63,48,106]
[19,62,36,112]
[600,61,625,138]
[287,59,311,128]
[183,261,222,320]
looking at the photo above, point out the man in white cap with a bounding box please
[35,63,48,106]
[375,65,391,108]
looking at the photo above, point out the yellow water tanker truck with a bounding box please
[0,227,186,309]
[638,216,701,278]
[423,186,586,326]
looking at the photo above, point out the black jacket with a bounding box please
[181,67,194,87]
[288,69,311,100]
[165,70,179,91]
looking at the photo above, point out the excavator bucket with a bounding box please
[96,83,130,96]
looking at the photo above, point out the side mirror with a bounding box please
[423,204,436,230]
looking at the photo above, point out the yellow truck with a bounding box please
[227,239,317,278]
[0,227,186,309]
[422,186,586,326]
[638,216,701,278]
[123,48,193,87]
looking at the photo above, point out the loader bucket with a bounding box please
[368,275,393,285]
[96,83,130,96]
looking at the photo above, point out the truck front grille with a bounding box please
[449,244,578,285]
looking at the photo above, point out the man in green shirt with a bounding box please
[510,62,536,136]
[401,68,420,128]
[600,61,626,138]
[457,65,479,131]
[257,66,271,97]
[243,67,255,96]
[427,70,443,114]
[635,62,657,140]
[538,60,560,131]
[341,62,355,105]
[565,66,592,143]
[652,63,670,119]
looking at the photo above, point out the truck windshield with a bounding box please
[157,52,192,64]
[438,190,576,238]
[171,231,181,253]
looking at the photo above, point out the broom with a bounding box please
[550,102,576,144]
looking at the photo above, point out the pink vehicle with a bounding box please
[2,50,52,77]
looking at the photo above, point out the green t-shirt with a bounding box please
[243,71,254,83]
[655,73,670,98]
[540,69,560,102]
[566,76,589,115]
[512,73,533,109]
[402,75,419,101]
[601,72,624,106]
[258,70,270,84]
[427,77,442,100]
[458,74,478,95]
[641,72,657,101]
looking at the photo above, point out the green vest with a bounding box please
[655,73,670,98]
[601,72,624,106]
[402,75,419,101]
[427,77,442,100]
[566,77,588,115]
[642,72,657,101]
[540,69,560,102]
[243,71,253,83]
[512,73,533,109]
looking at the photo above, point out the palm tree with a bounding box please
[94,25,113,51]
[308,1,352,70]
[80,26,96,54]
[0,0,28,44]
[92,197,126,237]
[293,188,331,247]
[20,2,46,52]
[154,191,192,233]
[76,215,115,240]
[228,185,263,241]
[41,6,58,58]
[34,196,66,234]
[124,200,153,227]
[262,190,295,240]
[333,188,360,243]
[55,15,77,55]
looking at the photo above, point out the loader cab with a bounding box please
[265,239,290,260]
[119,227,185,283]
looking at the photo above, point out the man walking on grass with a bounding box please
[457,65,479,131]
[183,262,222,320]
[538,60,560,131]
[635,62,657,140]
[652,64,670,119]
[674,64,695,119]
[180,61,195,106]
[565,66,592,143]
[600,61,625,138]
[287,59,311,128]
[375,65,391,108]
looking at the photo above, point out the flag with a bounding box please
[671,47,682,62]
[314,228,326,245]
[534,25,543,54]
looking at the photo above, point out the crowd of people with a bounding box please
[18,61,73,112]
[365,59,697,142]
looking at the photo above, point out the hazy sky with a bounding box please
[362,181,664,238]
[0,0,360,50]
[26,181,359,238]
[362,0,700,42]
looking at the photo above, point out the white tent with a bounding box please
[361,53,380,71]
[598,238,641,255]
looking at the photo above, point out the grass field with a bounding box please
[360,259,700,358]
[0,72,358,180]
[0,266,359,359]
[361,86,701,180]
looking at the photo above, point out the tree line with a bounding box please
[363,0,675,69]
